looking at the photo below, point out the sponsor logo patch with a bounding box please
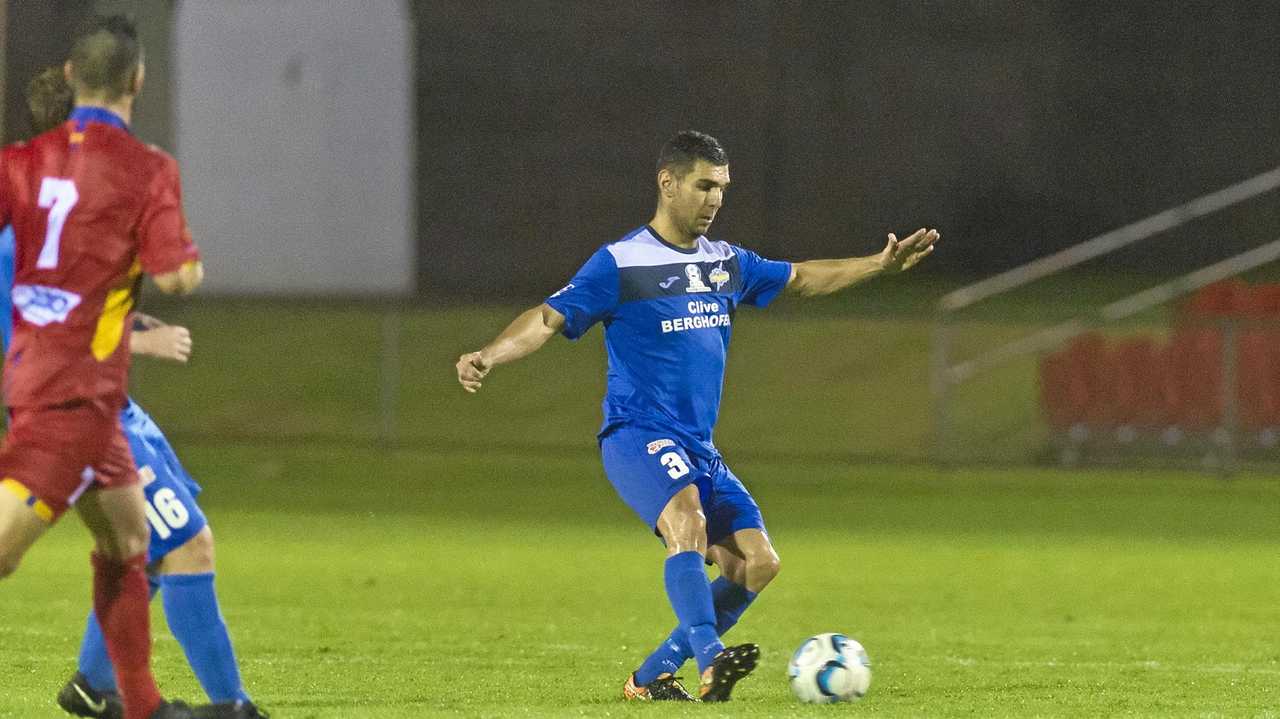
[684,264,711,293]
[12,284,81,326]
[708,264,730,291]
[647,439,676,455]
[659,276,681,289]
[549,283,575,298]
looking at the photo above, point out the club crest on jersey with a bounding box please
[708,264,730,291]
[647,438,676,455]
[684,264,711,293]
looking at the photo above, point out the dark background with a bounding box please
[6,2,1280,299]
[414,2,1280,298]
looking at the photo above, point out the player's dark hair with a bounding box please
[67,14,143,101]
[657,130,728,177]
[26,67,74,135]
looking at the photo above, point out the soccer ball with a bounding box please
[787,633,872,703]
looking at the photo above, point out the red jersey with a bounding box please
[0,108,199,408]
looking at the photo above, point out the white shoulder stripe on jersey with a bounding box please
[606,229,734,268]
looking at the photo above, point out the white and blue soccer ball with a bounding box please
[787,633,872,703]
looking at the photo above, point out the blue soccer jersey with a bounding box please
[546,225,791,458]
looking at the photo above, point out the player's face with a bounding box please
[672,160,730,237]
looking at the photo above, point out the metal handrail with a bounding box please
[932,166,1280,468]
[939,166,1280,313]
[945,238,1280,384]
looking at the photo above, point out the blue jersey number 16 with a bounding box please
[144,486,191,539]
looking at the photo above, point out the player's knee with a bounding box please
[184,526,216,569]
[663,517,708,556]
[161,526,215,574]
[111,535,149,561]
[721,560,749,587]
[672,512,707,545]
[753,553,781,584]
[743,551,780,592]
[666,532,706,556]
[97,522,150,561]
[658,488,708,554]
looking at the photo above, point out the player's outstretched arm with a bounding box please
[786,228,939,297]
[456,303,567,393]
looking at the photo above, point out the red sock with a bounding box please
[92,552,162,719]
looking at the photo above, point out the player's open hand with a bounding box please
[132,324,193,363]
[880,228,940,273]
[456,351,490,393]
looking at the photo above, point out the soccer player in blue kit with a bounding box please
[4,66,266,719]
[455,131,939,701]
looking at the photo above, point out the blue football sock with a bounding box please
[708,575,758,636]
[662,551,723,673]
[159,573,250,703]
[77,613,118,694]
[635,576,759,685]
[636,576,757,683]
[633,633,686,686]
[78,578,159,693]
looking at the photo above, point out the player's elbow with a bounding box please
[537,303,567,334]
[789,282,819,298]
[787,274,823,298]
[787,264,821,298]
[152,261,204,295]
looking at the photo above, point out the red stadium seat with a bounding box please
[1178,279,1246,320]
[1039,281,1280,447]
[1233,284,1279,317]
[1164,328,1223,431]
[1072,333,1114,429]
[1039,333,1110,433]
[1039,349,1077,432]
[1034,332,1105,427]
[1236,331,1273,431]
[1250,284,1280,315]
[1108,337,1168,430]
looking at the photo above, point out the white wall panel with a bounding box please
[175,0,413,294]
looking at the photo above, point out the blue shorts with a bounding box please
[121,399,207,564]
[600,425,765,546]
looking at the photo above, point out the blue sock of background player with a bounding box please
[77,578,161,692]
[635,575,757,684]
[663,551,724,673]
[161,573,251,703]
[76,572,251,703]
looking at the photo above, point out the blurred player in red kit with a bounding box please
[0,15,207,719]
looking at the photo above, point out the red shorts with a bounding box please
[0,399,137,521]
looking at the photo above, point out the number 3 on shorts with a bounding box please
[659,451,690,480]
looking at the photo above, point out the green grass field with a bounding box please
[3,296,1279,716]
[3,446,1278,717]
